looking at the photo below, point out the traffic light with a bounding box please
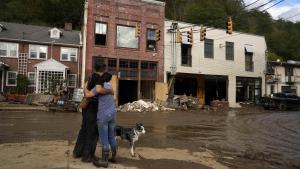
[135,23,141,37]
[226,17,233,34]
[176,29,182,43]
[187,28,193,43]
[200,25,206,41]
[155,29,161,41]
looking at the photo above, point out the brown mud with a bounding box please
[0,108,299,169]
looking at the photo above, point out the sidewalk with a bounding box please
[0,140,228,169]
[0,102,48,112]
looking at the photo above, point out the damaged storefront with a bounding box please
[93,57,158,105]
[170,74,228,106]
[236,77,262,104]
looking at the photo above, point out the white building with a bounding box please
[266,61,300,96]
[164,20,267,107]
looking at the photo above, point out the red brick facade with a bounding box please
[85,0,165,81]
[0,40,82,93]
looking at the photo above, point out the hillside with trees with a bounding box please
[0,0,299,61]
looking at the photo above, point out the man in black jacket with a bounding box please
[73,63,109,162]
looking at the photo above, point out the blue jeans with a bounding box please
[97,116,117,151]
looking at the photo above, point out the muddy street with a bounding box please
[0,109,299,169]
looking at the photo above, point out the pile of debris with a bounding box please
[210,100,229,111]
[117,100,175,112]
[173,95,200,110]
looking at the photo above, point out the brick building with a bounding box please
[0,22,82,94]
[83,0,165,105]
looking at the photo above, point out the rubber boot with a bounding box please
[110,146,117,163]
[93,149,109,168]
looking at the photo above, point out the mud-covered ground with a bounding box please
[0,107,299,169]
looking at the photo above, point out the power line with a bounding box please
[262,0,285,12]
[253,0,277,10]
[284,13,300,20]
[245,0,261,8]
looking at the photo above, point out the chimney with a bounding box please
[64,22,72,31]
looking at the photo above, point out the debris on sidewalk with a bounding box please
[117,100,175,112]
[173,95,200,110]
[210,100,229,111]
[25,94,54,105]
[0,94,6,102]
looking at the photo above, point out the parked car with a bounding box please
[261,93,300,110]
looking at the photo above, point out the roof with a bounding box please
[0,22,81,46]
[0,61,9,69]
[35,58,69,72]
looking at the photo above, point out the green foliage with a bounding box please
[268,51,283,61]
[161,0,300,61]
[16,74,30,94]
[0,0,299,60]
[0,0,84,29]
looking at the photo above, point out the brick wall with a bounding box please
[85,0,165,82]
[0,40,82,93]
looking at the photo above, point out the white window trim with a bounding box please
[28,72,36,87]
[29,44,48,60]
[60,47,78,62]
[68,74,77,88]
[6,71,18,87]
[0,42,19,58]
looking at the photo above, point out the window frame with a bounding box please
[225,41,234,61]
[95,22,108,46]
[204,39,214,59]
[67,74,77,88]
[29,45,48,60]
[27,72,36,87]
[0,42,19,58]
[6,71,18,86]
[116,24,140,49]
[146,29,157,51]
[245,51,254,72]
[181,43,192,67]
[60,47,78,62]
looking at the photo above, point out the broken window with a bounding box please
[117,25,139,49]
[204,39,214,58]
[181,44,192,66]
[108,59,117,75]
[226,42,234,60]
[119,60,138,79]
[147,29,156,51]
[141,61,157,80]
[95,22,107,46]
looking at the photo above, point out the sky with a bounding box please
[244,0,300,22]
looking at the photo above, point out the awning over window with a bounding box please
[34,58,68,72]
[0,61,9,69]
[245,45,254,53]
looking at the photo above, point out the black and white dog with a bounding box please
[115,123,146,157]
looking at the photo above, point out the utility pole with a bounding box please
[167,22,178,105]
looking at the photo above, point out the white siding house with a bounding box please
[266,61,300,96]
